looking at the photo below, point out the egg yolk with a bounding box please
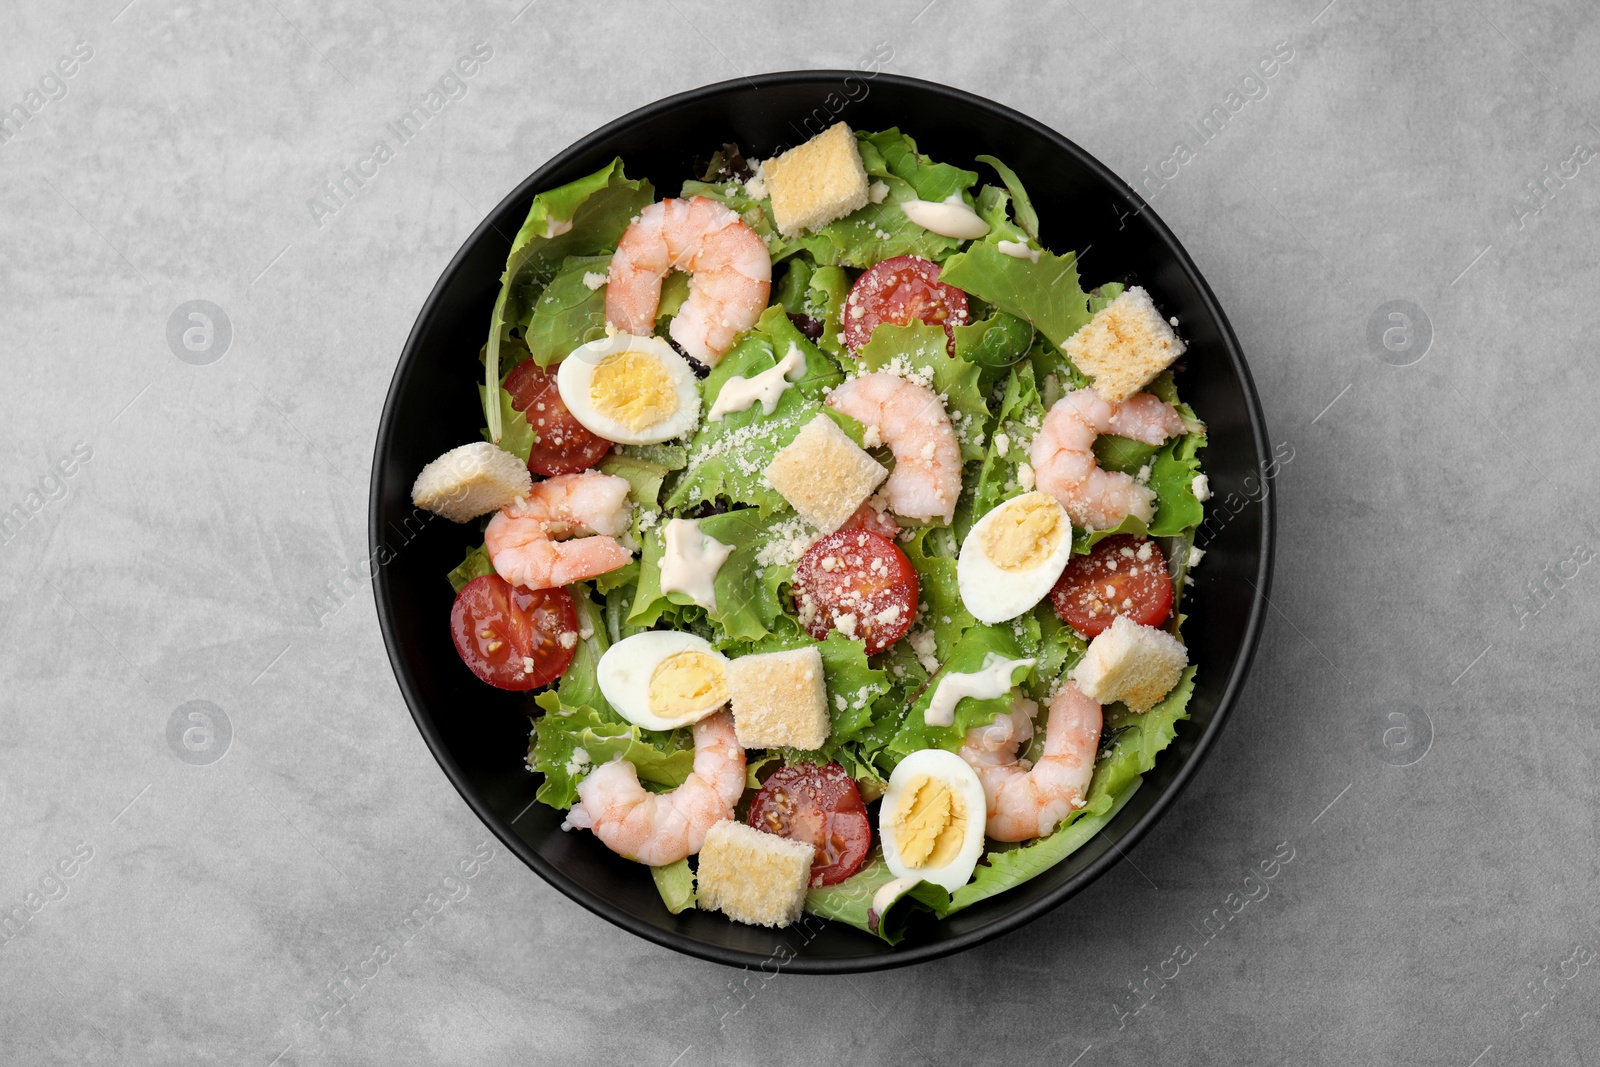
[589,350,679,432]
[648,651,728,717]
[981,492,1063,571]
[891,775,968,868]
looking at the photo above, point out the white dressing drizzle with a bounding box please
[899,193,990,240]
[997,239,1041,263]
[870,875,924,930]
[659,518,734,612]
[707,342,807,422]
[923,653,1037,728]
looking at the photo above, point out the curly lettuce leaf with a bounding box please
[791,129,980,268]
[528,695,696,809]
[630,508,788,643]
[937,241,1098,351]
[524,254,610,367]
[486,160,653,439]
[884,623,1032,758]
[855,321,990,461]
[664,306,846,515]
[900,526,976,660]
[970,361,1047,522]
[803,849,950,944]
[528,592,698,808]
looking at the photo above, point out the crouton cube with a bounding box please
[1073,615,1188,713]
[696,820,814,927]
[1063,286,1187,404]
[727,646,832,750]
[765,414,887,533]
[763,122,871,237]
[411,442,532,523]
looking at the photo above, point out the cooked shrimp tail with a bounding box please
[1030,387,1185,530]
[564,711,746,865]
[605,197,772,367]
[958,684,1102,841]
[484,470,633,590]
[826,372,962,522]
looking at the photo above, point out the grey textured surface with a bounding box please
[1,0,1596,1063]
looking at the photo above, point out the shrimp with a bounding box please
[1030,387,1187,530]
[826,372,961,523]
[958,684,1103,842]
[563,711,747,866]
[483,470,632,590]
[605,196,772,367]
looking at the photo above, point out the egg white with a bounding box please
[879,749,989,893]
[556,332,702,445]
[595,631,729,731]
[956,493,1075,625]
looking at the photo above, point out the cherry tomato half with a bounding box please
[504,360,613,476]
[842,255,969,357]
[1049,534,1173,639]
[748,762,872,887]
[449,574,577,690]
[792,529,918,655]
[838,498,900,539]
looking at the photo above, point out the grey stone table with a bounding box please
[2,0,1594,1063]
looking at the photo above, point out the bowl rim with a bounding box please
[370,68,1274,973]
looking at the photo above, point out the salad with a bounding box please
[409,121,1206,941]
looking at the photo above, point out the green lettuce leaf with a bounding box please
[664,306,846,515]
[900,526,976,660]
[650,859,696,914]
[974,153,1040,242]
[486,160,653,440]
[884,623,1033,758]
[789,129,980,268]
[970,361,1047,523]
[446,543,495,594]
[630,507,789,643]
[937,241,1098,350]
[478,382,537,463]
[524,254,610,367]
[528,695,696,809]
[803,849,950,944]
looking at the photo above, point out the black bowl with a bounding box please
[370,71,1273,972]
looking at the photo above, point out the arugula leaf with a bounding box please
[524,254,610,367]
[486,160,653,440]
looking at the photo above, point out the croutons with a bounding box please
[1063,286,1187,404]
[763,122,871,237]
[764,414,887,533]
[696,820,814,928]
[411,442,531,523]
[726,646,832,750]
[1073,615,1188,713]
